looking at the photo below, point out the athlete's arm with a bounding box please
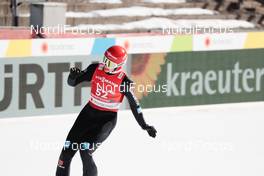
[68,63,98,86]
[121,76,157,138]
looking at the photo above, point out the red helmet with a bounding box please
[103,45,127,73]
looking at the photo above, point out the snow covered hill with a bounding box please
[1,102,264,176]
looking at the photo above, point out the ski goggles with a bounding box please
[103,56,119,69]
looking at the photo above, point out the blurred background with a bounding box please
[0,0,264,176]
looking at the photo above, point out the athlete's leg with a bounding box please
[95,119,117,143]
[56,104,93,176]
[56,147,78,176]
[80,116,117,176]
[80,150,97,176]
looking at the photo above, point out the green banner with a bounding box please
[131,49,264,108]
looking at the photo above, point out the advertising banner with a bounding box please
[0,56,100,118]
[192,33,247,51]
[1,32,264,58]
[131,49,264,108]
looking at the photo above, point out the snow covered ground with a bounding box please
[19,6,255,30]
[66,7,216,18]
[64,7,253,30]
[73,17,255,31]
[0,102,264,176]
[89,0,122,3]
[89,0,186,3]
[20,7,216,18]
[143,0,186,3]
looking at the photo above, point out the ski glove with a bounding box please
[144,125,157,138]
[70,67,80,74]
[69,67,81,78]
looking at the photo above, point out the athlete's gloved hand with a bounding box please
[144,125,157,138]
[70,67,81,74]
[69,67,81,79]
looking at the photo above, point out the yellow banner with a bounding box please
[244,32,264,49]
[6,40,32,57]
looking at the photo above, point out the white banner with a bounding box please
[32,38,95,57]
[116,35,174,54]
[193,33,247,51]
